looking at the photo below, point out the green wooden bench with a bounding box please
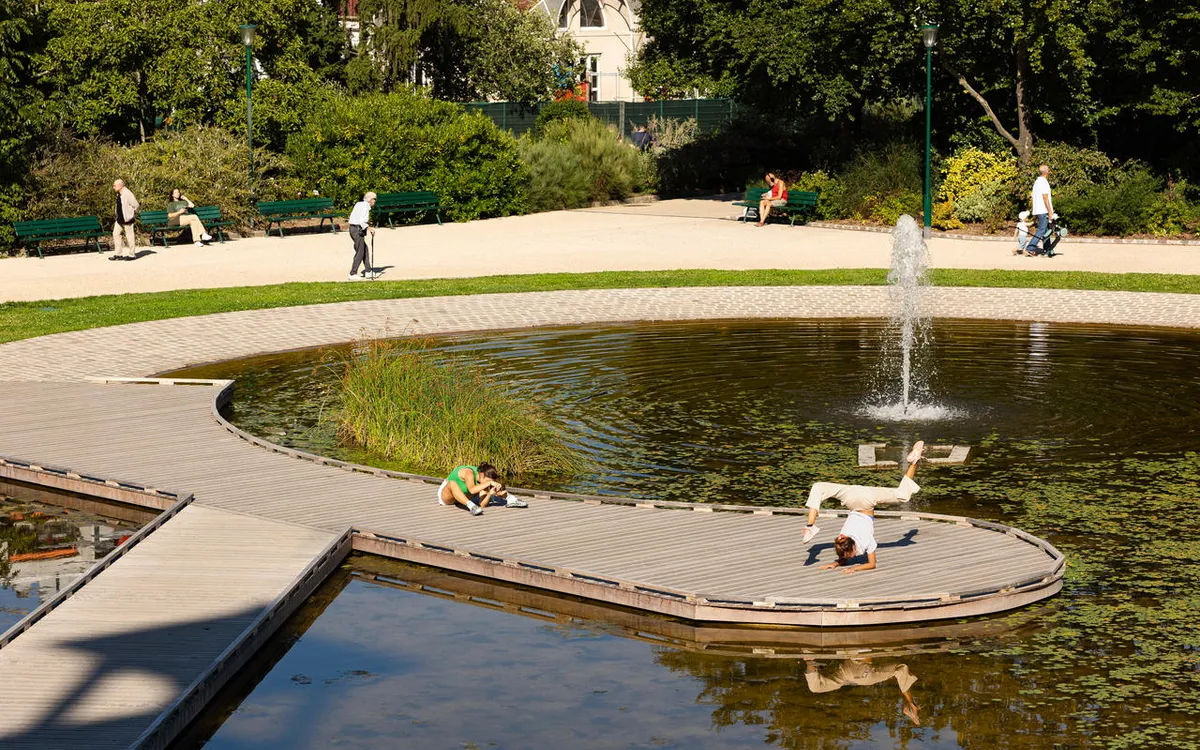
[373,191,443,228]
[13,216,105,259]
[256,198,339,237]
[777,191,821,226]
[139,206,234,247]
[733,188,768,222]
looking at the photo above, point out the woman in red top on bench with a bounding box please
[756,173,788,227]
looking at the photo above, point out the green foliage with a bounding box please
[336,338,587,480]
[1057,165,1165,236]
[218,69,343,154]
[939,148,1019,205]
[779,170,841,220]
[1022,142,1118,200]
[520,119,646,211]
[824,143,923,224]
[644,116,698,153]
[931,199,963,231]
[534,100,593,136]
[286,90,526,220]
[24,127,297,231]
[1142,181,1199,237]
[0,0,50,252]
[623,48,734,100]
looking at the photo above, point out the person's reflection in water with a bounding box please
[804,658,921,726]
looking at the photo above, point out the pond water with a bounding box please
[170,319,1200,748]
[0,480,155,632]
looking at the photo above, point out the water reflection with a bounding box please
[804,659,920,726]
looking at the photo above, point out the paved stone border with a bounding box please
[1,285,1199,381]
[809,221,1200,246]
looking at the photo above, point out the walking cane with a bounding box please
[369,229,376,280]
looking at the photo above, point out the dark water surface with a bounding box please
[171,320,1200,748]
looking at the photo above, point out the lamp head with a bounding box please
[240,24,256,46]
[921,24,938,49]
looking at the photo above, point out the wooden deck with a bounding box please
[0,379,1064,747]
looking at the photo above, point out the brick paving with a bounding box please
[1,285,1198,381]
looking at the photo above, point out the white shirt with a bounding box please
[348,200,372,229]
[1032,176,1053,216]
[839,511,877,556]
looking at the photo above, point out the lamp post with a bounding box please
[921,23,938,238]
[240,24,256,184]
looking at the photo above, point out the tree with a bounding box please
[33,0,349,142]
[350,0,581,104]
[0,0,49,248]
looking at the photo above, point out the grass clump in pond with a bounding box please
[336,338,587,482]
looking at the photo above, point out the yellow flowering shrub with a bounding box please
[938,148,1018,204]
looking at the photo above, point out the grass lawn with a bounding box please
[2,268,1199,345]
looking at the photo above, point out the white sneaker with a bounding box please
[362,270,380,280]
[347,274,363,281]
[906,440,926,464]
[467,502,483,516]
[194,241,203,247]
[801,525,820,544]
[504,496,528,508]
[200,232,213,242]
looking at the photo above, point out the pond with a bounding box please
[169,319,1200,748]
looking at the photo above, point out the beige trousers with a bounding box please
[805,476,920,513]
[112,222,137,257]
[178,214,208,241]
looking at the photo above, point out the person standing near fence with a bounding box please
[109,179,140,261]
[347,191,379,280]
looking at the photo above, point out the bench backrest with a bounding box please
[744,187,768,201]
[375,191,440,207]
[140,206,223,225]
[257,198,334,215]
[786,191,820,207]
[13,217,103,238]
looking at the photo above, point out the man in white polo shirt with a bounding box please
[1026,164,1054,256]
[801,441,925,573]
[347,191,379,280]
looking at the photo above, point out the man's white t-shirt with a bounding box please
[1032,176,1053,216]
[839,511,877,556]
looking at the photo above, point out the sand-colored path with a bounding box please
[3,199,1197,303]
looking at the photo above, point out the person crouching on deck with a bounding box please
[801,441,925,573]
[437,462,528,516]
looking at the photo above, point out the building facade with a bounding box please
[536,0,645,102]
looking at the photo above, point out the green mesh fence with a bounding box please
[463,99,735,138]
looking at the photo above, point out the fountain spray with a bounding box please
[888,215,930,415]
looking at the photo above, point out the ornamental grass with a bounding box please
[336,337,587,482]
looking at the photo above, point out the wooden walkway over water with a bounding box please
[0,378,1063,748]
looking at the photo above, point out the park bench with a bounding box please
[13,216,105,259]
[256,198,339,238]
[373,191,443,228]
[733,188,768,222]
[139,206,234,247]
[777,191,821,226]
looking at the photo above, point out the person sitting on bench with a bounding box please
[166,188,213,246]
[756,173,788,227]
[801,441,925,573]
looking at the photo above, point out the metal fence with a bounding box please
[463,99,735,138]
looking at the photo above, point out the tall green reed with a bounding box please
[336,338,588,482]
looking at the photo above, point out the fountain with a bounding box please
[862,215,955,422]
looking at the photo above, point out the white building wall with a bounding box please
[539,0,645,102]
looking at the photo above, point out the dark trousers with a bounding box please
[349,225,369,275]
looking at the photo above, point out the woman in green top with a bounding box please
[166,188,212,246]
[437,462,526,515]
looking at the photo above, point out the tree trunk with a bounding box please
[1014,42,1034,167]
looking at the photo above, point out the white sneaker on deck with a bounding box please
[801,525,820,544]
[200,232,213,242]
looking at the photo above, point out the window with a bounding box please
[584,54,600,101]
[580,0,604,28]
[558,1,570,29]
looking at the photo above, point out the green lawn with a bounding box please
[2,268,1199,344]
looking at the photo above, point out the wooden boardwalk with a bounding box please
[0,378,1064,747]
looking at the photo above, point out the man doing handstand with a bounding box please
[801,441,925,573]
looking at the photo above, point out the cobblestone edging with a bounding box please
[808,221,1200,246]
[0,285,1198,382]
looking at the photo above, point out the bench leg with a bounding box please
[217,227,225,243]
[434,210,442,227]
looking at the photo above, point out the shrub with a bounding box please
[287,90,526,220]
[517,137,591,211]
[1142,180,1199,236]
[645,115,698,153]
[534,99,593,136]
[24,127,296,233]
[939,148,1018,205]
[778,170,841,220]
[532,118,644,204]
[825,143,923,224]
[337,338,587,481]
[218,72,342,154]
[1056,165,1162,236]
[1020,142,1117,200]
[931,200,962,230]
[954,179,1013,231]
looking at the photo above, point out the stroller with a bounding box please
[1031,213,1068,257]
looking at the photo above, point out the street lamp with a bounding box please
[240,24,256,185]
[921,23,938,238]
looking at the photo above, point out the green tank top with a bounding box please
[447,465,478,495]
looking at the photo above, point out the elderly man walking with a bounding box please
[347,191,379,280]
[110,179,140,261]
[1025,164,1054,257]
